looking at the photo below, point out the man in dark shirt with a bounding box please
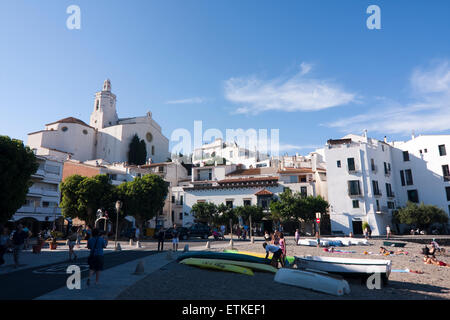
[157,227,166,252]
[11,224,29,268]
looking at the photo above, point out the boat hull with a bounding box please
[180,258,254,276]
[295,255,391,280]
[274,268,351,296]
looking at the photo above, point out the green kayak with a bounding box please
[383,241,407,247]
[223,249,295,265]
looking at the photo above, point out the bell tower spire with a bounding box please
[89,79,118,129]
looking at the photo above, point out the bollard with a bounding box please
[133,260,145,275]
[129,239,133,246]
[251,236,254,244]
[115,242,122,251]
[136,241,142,248]
[183,244,189,253]
[205,241,210,249]
[229,239,234,249]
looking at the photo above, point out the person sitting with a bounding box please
[263,242,284,268]
[422,245,437,257]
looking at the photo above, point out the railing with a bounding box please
[346,165,359,173]
[348,190,362,197]
[374,191,382,197]
[387,192,395,198]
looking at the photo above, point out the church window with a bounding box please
[82,129,88,135]
[61,126,68,132]
[152,145,155,155]
[146,132,153,142]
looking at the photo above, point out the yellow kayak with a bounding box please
[180,258,254,276]
[184,258,277,273]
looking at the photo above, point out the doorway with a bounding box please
[352,220,363,235]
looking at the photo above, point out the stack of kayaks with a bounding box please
[223,249,295,265]
[177,251,274,275]
[274,268,351,296]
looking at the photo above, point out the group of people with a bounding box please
[421,239,449,267]
[262,230,287,268]
[0,224,33,268]
[156,224,181,252]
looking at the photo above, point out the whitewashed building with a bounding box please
[28,79,170,164]
[324,133,450,236]
[182,155,327,228]
[12,155,64,233]
[192,138,270,168]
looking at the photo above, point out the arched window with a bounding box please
[151,145,155,155]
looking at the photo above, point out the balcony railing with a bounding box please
[348,190,362,197]
[387,192,395,198]
[374,191,382,197]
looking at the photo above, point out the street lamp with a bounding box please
[115,200,122,251]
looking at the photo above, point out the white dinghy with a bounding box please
[295,255,391,282]
[274,268,351,296]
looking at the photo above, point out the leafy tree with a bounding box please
[116,174,168,229]
[393,202,448,231]
[60,174,116,226]
[128,134,147,165]
[234,205,266,224]
[191,202,217,224]
[0,136,38,223]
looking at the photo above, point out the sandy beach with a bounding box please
[117,237,450,300]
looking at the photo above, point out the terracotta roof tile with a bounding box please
[254,189,273,196]
[218,176,278,184]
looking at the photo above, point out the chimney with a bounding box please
[384,136,387,143]
[363,129,368,138]
[411,130,416,139]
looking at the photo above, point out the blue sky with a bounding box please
[1,0,449,156]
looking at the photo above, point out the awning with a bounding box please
[10,213,63,222]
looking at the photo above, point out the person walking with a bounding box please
[279,232,287,264]
[11,224,28,268]
[172,224,179,251]
[363,227,369,240]
[0,227,10,266]
[157,227,166,252]
[67,228,78,261]
[264,230,271,242]
[76,226,82,248]
[135,226,140,242]
[386,225,391,239]
[294,229,300,246]
[87,228,108,286]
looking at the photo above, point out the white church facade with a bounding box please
[27,79,170,164]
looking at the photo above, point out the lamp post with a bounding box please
[115,200,122,251]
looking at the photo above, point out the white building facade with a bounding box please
[12,155,64,233]
[325,133,450,236]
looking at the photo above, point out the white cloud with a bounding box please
[166,97,206,104]
[327,60,450,135]
[278,143,322,152]
[225,64,356,115]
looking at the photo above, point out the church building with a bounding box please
[27,79,170,164]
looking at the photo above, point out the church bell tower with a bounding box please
[89,79,118,129]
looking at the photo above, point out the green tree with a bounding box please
[60,174,116,226]
[128,134,147,165]
[0,136,38,223]
[117,174,168,229]
[191,202,217,224]
[234,205,265,224]
[394,202,449,231]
